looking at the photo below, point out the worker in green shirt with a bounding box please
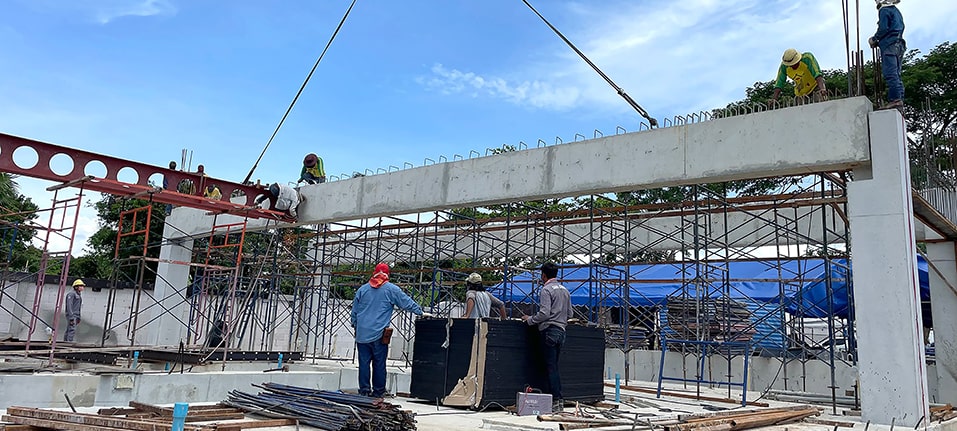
[299,153,326,185]
[772,48,827,102]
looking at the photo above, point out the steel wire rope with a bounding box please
[242,0,359,185]
[520,0,657,127]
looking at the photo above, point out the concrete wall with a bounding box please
[603,349,860,396]
[0,280,140,345]
[0,362,413,409]
[0,279,301,350]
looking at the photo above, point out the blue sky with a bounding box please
[1,0,956,255]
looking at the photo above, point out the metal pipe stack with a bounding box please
[223,382,416,431]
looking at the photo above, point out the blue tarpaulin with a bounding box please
[491,256,930,319]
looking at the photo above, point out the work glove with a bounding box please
[419,312,434,319]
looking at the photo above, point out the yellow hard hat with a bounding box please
[782,48,802,66]
[72,279,85,287]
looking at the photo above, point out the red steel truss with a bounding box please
[0,132,292,221]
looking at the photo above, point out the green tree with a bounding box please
[0,173,41,272]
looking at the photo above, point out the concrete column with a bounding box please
[847,110,929,425]
[927,241,957,404]
[143,220,195,346]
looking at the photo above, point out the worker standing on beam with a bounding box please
[299,153,326,185]
[255,182,302,219]
[772,49,828,102]
[869,0,906,110]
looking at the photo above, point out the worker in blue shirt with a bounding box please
[350,263,426,398]
[869,0,906,109]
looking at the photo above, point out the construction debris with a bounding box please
[2,404,294,431]
[604,383,770,407]
[665,406,820,431]
[224,382,416,431]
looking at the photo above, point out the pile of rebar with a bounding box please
[223,383,416,431]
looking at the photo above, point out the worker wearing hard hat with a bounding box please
[772,49,827,102]
[299,153,326,185]
[869,0,905,109]
[64,279,84,342]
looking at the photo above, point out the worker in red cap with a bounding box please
[299,153,326,185]
[350,263,426,398]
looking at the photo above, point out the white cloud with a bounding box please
[22,0,177,24]
[419,0,957,119]
[92,0,176,24]
[419,64,581,110]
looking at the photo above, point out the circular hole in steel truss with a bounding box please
[229,188,246,203]
[49,153,75,176]
[84,160,107,178]
[147,172,165,189]
[176,179,195,194]
[12,146,38,170]
[117,166,138,184]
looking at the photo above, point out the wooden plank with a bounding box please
[184,412,246,422]
[604,383,769,407]
[0,424,45,431]
[6,407,206,431]
[803,418,857,428]
[213,419,298,431]
[681,406,817,423]
[3,415,129,431]
[128,400,172,416]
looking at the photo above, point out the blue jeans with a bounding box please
[357,341,388,397]
[881,41,905,102]
[541,326,566,400]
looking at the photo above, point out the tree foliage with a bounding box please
[0,173,41,272]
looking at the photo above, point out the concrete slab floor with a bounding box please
[4,382,956,431]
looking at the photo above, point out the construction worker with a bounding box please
[255,183,302,218]
[869,0,906,109]
[772,49,827,102]
[299,153,326,185]
[204,184,222,200]
[64,279,84,342]
[350,263,425,397]
[463,273,507,319]
[522,262,573,410]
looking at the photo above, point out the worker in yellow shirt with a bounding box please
[204,184,222,200]
[299,153,326,185]
[772,49,827,102]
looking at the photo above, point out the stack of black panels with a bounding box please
[410,318,605,409]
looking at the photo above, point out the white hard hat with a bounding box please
[875,0,900,7]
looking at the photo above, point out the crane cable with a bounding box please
[520,0,658,127]
[242,0,359,185]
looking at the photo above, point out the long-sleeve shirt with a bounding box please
[873,6,905,51]
[527,278,572,331]
[300,157,325,182]
[65,290,82,321]
[350,281,423,344]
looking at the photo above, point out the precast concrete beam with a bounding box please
[298,97,870,225]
